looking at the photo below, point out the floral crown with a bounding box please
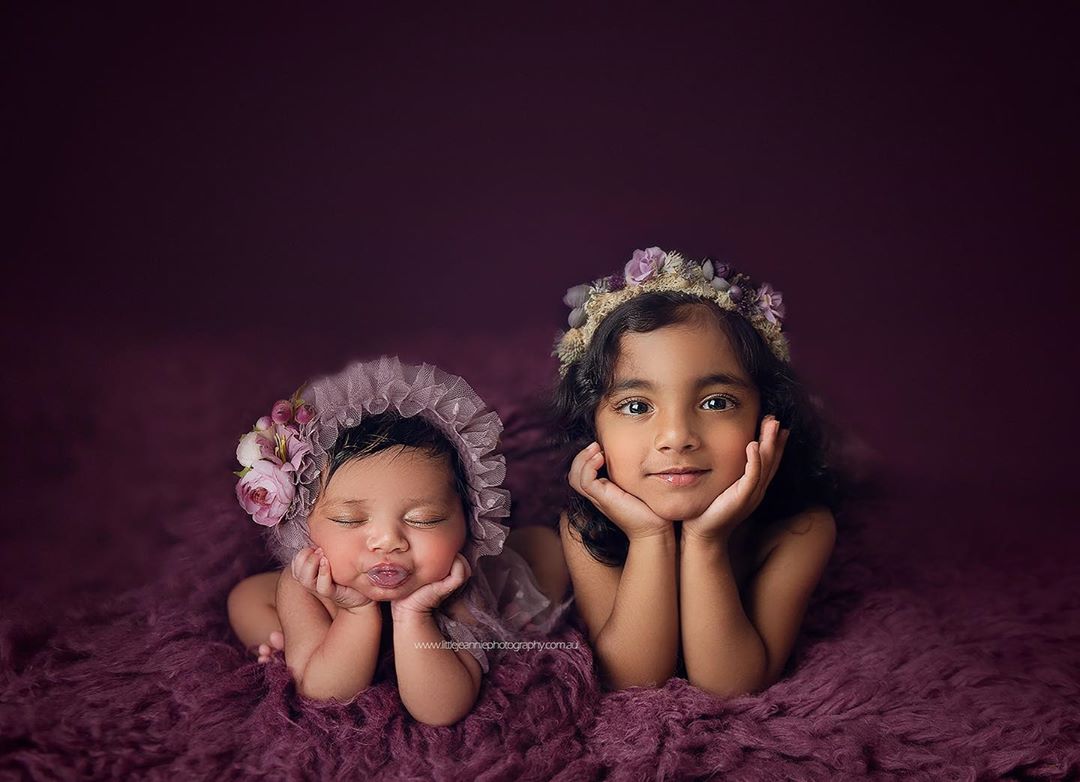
[232,357,511,569]
[553,246,790,376]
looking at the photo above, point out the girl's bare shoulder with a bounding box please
[760,505,836,559]
[737,505,835,584]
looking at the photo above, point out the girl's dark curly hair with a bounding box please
[551,291,852,566]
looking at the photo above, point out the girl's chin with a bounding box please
[641,495,715,522]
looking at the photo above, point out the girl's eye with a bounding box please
[615,399,652,416]
[701,395,737,411]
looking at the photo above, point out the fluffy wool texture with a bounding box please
[1,328,1078,781]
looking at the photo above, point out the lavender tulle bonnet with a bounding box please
[233,356,571,674]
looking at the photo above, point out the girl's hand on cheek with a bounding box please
[683,415,790,543]
[290,546,374,614]
[569,442,672,540]
[390,553,472,622]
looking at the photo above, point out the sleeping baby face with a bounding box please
[306,447,468,602]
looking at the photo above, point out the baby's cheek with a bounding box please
[417,532,464,583]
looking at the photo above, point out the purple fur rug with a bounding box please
[1,328,1078,781]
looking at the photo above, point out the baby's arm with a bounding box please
[390,554,481,726]
[680,506,836,697]
[391,605,482,727]
[275,567,382,701]
[560,511,679,688]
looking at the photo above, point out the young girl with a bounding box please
[226,356,567,725]
[552,247,845,698]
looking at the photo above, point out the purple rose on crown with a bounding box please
[756,283,785,324]
[624,247,668,285]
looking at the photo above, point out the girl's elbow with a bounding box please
[595,637,677,690]
[412,709,469,728]
[686,669,768,699]
[597,655,677,690]
[688,678,754,699]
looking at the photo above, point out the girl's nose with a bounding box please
[653,409,701,452]
[366,521,409,553]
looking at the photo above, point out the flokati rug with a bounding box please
[1,329,1077,781]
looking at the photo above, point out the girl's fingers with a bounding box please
[742,440,763,507]
[567,443,593,491]
[754,417,785,505]
[757,417,779,470]
[569,442,602,495]
[577,445,603,491]
[765,428,789,488]
[579,451,605,498]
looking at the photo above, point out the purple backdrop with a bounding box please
[2,5,1078,779]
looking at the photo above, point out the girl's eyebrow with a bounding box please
[610,373,751,395]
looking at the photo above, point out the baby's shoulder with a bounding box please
[443,595,480,626]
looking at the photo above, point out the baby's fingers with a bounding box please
[439,555,471,594]
[290,547,319,587]
[315,554,333,597]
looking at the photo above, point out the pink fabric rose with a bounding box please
[271,400,293,424]
[294,404,315,424]
[277,424,312,470]
[624,247,667,285]
[236,431,278,467]
[236,459,296,526]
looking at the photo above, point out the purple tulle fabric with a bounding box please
[263,356,566,673]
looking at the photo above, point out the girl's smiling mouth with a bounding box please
[648,467,711,487]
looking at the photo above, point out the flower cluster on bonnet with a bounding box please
[555,246,790,374]
[234,393,316,527]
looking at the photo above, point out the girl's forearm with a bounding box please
[595,529,680,689]
[392,612,479,726]
[297,603,382,701]
[679,533,767,698]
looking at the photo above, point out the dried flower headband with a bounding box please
[553,246,790,376]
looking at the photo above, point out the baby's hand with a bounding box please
[569,442,672,540]
[390,553,471,622]
[682,415,790,543]
[291,546,374,614]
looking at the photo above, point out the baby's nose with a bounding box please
[367,522,408,552]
